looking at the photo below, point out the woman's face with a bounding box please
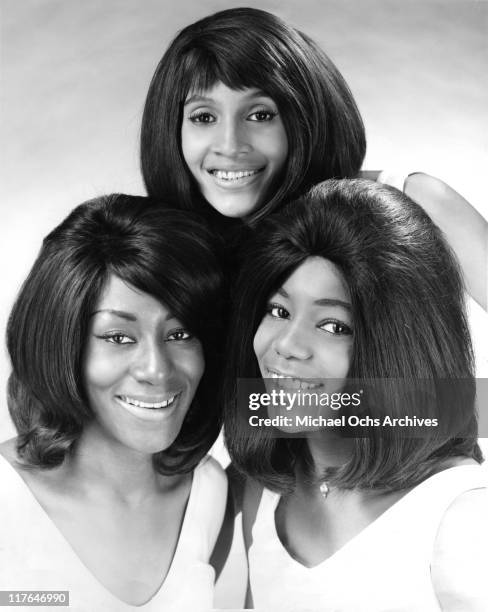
[253,257,353,387]
[83,274,204,455]
[181,81,288,218]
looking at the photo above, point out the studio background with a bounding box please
[1,0,487,441]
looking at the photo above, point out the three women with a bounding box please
[2,6,486,610]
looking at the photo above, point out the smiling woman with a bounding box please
[253,257,353,383]
[84,274,205,455]
[141,7,364,222]
[0,195,227,611]
[181,83,288,218]
[222,179,487,611]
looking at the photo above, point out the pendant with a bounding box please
[319,482,329,499]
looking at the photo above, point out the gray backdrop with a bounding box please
[1,0,487,439]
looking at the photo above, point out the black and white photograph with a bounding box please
[1,1,487,610]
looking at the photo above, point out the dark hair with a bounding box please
[224,179,482,492]
[7,194,225,474]
[141,7,366,223]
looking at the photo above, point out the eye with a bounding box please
[167,329,193,342]
[248,109,278,122]
[98,332,135,345]
[188,111,216,124]
[319,320,353,336]
[266,303,289,319]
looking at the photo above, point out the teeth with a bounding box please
[212,169,259,180]
[267,371,322,390]
[119,395,177,409]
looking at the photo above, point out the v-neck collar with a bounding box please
[0,452,198,608]
[271,463,483,570]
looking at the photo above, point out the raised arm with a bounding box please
[404,173,487,311]
[361,170,488,310]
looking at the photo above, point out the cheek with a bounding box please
[317,341,352,378]
[181,125,203,169]
[83,345,124,392]
[253,321,271,362]
[173,344,205,389]
[260,125,288,168]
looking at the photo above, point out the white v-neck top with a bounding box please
[0,454,226,611]
[248,465,488,611]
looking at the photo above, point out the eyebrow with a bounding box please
[90,308,176,322]
[276,288,351,310]
[184,89,272,106]
[90,309,137,321]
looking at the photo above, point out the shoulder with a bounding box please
[0,439,24,487]
[0,441,32,533]
[358,170,381,181]
[197,454,228,492]
[191,457,229,562]
[0,437,19,464]
[432,485,488,610]
[194,455,228,524]
[434,483,488,544]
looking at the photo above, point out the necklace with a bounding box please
[319,481,330,499]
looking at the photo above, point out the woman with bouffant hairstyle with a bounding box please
[1,195,228,611]
[223,179,487,610]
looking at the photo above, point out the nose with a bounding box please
[272,323,312,361]
[212,116,252,157]
[131,340,172,385]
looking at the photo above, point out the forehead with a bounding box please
[93,275,170,320]
[280,257,350,304]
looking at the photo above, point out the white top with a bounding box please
[249,465,488,611]
[0,454,227,612]
[377,169,488,379]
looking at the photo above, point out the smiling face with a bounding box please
[181,82,288,218]
[253,257,353,389]
[83,275,204,455]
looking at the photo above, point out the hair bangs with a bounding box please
[179,44,286,102]
[110,253,219,342]
[9,195,225,473]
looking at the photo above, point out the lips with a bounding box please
[206,167,265,186]
[265,368,323,390]
[116,393,179,410]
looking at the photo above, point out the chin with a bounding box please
[120,428,182,456]
[206,195,260,218]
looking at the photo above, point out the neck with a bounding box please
[63,422,169,505]
[305,430,353,477]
